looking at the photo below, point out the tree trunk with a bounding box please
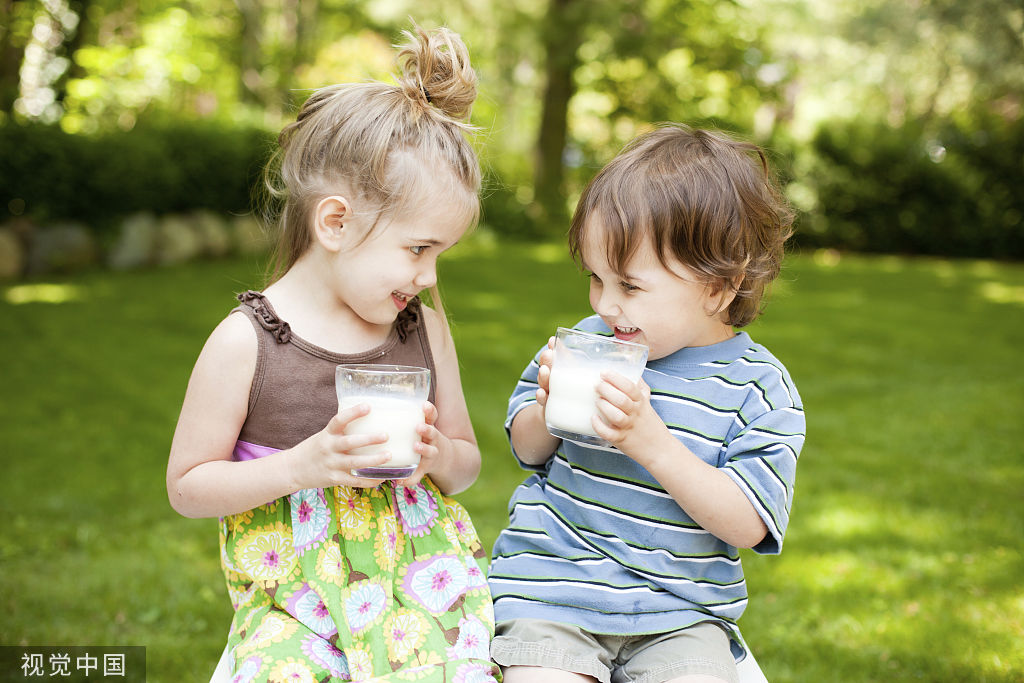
[277,0,317,114]
[0,0,29,114]
[236,0,264,106]
[53,0,91,107]
[532,0,584,230]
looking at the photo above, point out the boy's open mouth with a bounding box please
[613,326,641,341]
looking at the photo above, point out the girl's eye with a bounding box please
[586,271,601,284]
[620,281,640,292]
[410,245,427,255]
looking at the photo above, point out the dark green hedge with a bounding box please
[799,116,1024,259]
[3,117,1021,259]
[0,120,275,232]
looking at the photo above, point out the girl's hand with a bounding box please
[592,373,672,468]
[535,336,556,410]
[289,403,392,490]
[397,401,449,489]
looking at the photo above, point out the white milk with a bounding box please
[338,396,424,466]
[545,365,604,438]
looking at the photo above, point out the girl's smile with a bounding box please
[392,290,414,311]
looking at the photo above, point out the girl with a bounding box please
[167,25,498,683]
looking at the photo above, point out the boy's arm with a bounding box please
[507,337,560,467]
[592,373,769,549]
[634,430,769,549]
[509,403,561,466]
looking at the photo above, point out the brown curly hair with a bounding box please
[568,124,794,327]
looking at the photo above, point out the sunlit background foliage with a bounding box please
[2,0,1022,254]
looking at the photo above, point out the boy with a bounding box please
[489,125,805,683]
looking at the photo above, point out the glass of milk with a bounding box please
[545,328,649,447]
[335,364,431,479]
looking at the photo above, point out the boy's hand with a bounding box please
[534,336,556,410]
[592,372,673,468]
[397,401,448,489]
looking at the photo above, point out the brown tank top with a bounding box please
[232,290,437,451]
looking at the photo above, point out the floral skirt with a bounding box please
[219,480,500,682]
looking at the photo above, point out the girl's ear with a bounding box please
[312,195,351,252]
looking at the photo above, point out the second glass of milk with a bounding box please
[335,364,431,479]
[545,327,649,447]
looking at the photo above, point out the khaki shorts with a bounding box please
[491,618,739,683]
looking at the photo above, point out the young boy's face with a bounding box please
[580,226,736,360]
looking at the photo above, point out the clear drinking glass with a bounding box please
[335,364,431,479]
[545,327,649,447]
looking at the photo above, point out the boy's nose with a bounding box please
[594,290,621,317]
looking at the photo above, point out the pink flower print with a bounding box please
[286,583,337,637]
[290,489,330,555]
[446,615,490,661]
[230,655,262,683]
[463,556,488,591]
[452,661,499,683]
[300,634,350,680]
[343,581,387,633]
[395,484,438,537]
[402,554,469,614]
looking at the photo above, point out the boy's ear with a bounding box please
[313,195,351,251]
[707,274,743,317]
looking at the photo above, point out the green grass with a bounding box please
[1,235,1022,682]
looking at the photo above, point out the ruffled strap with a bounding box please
[236,290,292,344]
[395,296,422,343]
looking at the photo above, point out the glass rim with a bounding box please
[335,363,430,375]
[555,326,648,350]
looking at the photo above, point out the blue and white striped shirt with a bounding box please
[488,316,805,656]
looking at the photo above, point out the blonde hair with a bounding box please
[568,124,794,327]
[263,24,481,285]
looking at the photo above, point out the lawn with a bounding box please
[1,233,1022,682]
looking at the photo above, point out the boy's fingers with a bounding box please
[600,371,643,400]
[595,398,628,427]
[596,380,634,411]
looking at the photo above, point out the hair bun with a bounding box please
[396,25,477,123]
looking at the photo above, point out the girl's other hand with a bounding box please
[397,401,448,489]
[289,403,391,490]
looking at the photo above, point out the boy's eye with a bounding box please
[586,271,601,283]
[620,281,640,292]
[410,245,427,255]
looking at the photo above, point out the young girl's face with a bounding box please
[333,186,472,327]
[580,223,735,360]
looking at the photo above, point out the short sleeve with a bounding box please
[721,406,805,554]
[504,345,551,472]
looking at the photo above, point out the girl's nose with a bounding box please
[413,264,437,289]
